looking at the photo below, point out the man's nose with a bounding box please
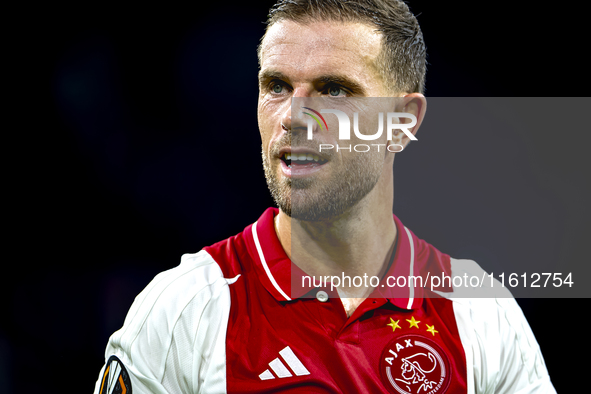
[280,104,291,132]
[281,87,315,134]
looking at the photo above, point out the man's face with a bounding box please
[258,20,394,221]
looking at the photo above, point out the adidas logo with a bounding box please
[259,346,311,380]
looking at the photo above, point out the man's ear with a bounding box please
[403,93,427,137]
[387,93,427,151]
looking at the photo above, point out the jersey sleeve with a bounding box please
[93,250,238,394]
[447,259,556,393]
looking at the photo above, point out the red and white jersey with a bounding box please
[93,208,555,393]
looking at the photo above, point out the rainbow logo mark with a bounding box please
[302,107,329,131]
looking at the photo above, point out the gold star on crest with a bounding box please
[426,324,439,336]
[406,316,420,329]
[386,318,401,332]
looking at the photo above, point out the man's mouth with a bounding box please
[281,152,328,168]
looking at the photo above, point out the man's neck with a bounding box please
[274,190,397,301]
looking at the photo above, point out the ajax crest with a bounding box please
[380,335,450,394]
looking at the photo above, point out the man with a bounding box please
[94,1,555,393]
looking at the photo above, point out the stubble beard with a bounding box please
[262,140,384,222]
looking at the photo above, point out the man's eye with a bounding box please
[327,86,346,97]
[272,83,284,94]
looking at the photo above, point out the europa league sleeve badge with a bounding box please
[98,355,133,394]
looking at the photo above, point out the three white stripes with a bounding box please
[259,346,310,380]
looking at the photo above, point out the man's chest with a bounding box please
[224,278,468,394]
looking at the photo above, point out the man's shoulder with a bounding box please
[125,208,274,316]
[439,258,555,393]
[117,250,235,332]
[100,250,237,393]
[157,249,232,295]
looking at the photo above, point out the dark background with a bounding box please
[5,1,589,392]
